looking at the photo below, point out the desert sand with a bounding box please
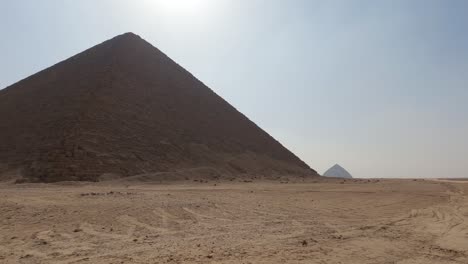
[1,178,467,263]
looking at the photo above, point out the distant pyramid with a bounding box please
[323,164,353,179]
[0,33,316,182]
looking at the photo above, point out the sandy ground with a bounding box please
[1,179,467,263]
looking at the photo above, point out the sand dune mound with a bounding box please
[0,33,315,182]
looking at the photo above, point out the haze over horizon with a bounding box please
[1,0,468,178]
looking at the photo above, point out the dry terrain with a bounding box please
[1,178,468,263]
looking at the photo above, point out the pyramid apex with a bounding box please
[121,32,140,37]
[323,164,353,179]
[112,32,142,41]
[100,32,152,54]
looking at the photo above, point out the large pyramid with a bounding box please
[0,33,315,182]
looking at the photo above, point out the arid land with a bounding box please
[1,178,468,264]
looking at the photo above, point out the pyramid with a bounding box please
[323,164,353,179]
[0,33,315,182]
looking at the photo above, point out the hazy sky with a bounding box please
[1,0,468,178]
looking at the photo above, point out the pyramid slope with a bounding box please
[323,164,353,179]
[0,33,315,182]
